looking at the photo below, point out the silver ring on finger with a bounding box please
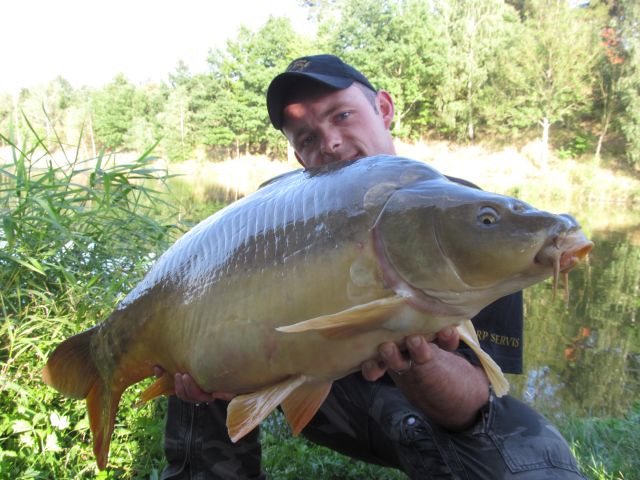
[393,359,413,376]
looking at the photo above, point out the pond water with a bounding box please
[509,210,640,419]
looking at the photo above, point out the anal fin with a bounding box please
[227,374,307,442]
[281,381,332,436]
[276,295,406,339]
[457,320,509,397]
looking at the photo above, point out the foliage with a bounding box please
[92,74,141,150]
[615,0,640,167]
[1,1,639,163]
[319,0,449,137]
[558,403,640,480]
[156,83,195,162]
[0,133,178,316]
[485,0,599,153]
[434,0,521,140]
[203,17,311,157]
[0,125,180,477]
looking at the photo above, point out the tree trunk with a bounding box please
[88,114,97,158]
[596,108,612,161]
[180,102,185,146]
[12,92,21,146]
[539,117,550,168]
[394,111,402,135]
[44,98,52,149]
[467,52,474,141]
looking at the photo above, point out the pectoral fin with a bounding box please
[227,375,307,442]
[137,373,175,406]
[276,295,406,339]
[457,320,509,397]
[281,381,332,436]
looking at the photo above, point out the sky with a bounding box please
[1,0,313,93]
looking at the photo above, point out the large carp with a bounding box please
[43,155,592,469]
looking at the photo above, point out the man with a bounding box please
[161,55,584,479]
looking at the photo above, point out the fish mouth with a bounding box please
[558,241,593,272]
[535,231,593,270]
[534,230,593,298]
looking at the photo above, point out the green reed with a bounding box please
[0,120,179,478]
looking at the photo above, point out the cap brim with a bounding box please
[267,72,354,130]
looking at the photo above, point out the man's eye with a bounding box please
[301,135,314,148]
[337,111,351,121]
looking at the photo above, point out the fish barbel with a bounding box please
[42,155,593,469]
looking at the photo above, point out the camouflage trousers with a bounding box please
[161,373,584,480]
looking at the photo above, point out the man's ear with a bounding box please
[377,90,395,130]
[294,150,305,167]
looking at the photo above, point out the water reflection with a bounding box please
[509,225,640,418]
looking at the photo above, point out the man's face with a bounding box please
[281,83,395,168]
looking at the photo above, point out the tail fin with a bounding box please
[42,327,123,470]
[86,379,123,469]
[42,328,98,399]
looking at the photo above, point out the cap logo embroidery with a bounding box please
[288,59,310,72]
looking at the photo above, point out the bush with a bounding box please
[0,125,180,477]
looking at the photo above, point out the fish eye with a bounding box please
[477,206,499,225]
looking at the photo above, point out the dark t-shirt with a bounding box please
[464,292,523,374]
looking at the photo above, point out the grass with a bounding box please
[0,123,180,478]
[395,139,640,207]
[1,124,638,478]
[558,403,640,480]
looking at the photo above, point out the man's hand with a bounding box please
[153,366,235,403]
[361,327,490,431]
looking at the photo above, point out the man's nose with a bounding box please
[320,131,341,156]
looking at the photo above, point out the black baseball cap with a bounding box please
[266,54,376,130]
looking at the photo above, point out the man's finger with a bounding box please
[174,373,205,403]
[174,372,236,403]
[379,342,411,373]
[182,374,211,403]
[361,359,386,381]
[405,335,434,365]
[174,373,187,399]
[434,327,459,352]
